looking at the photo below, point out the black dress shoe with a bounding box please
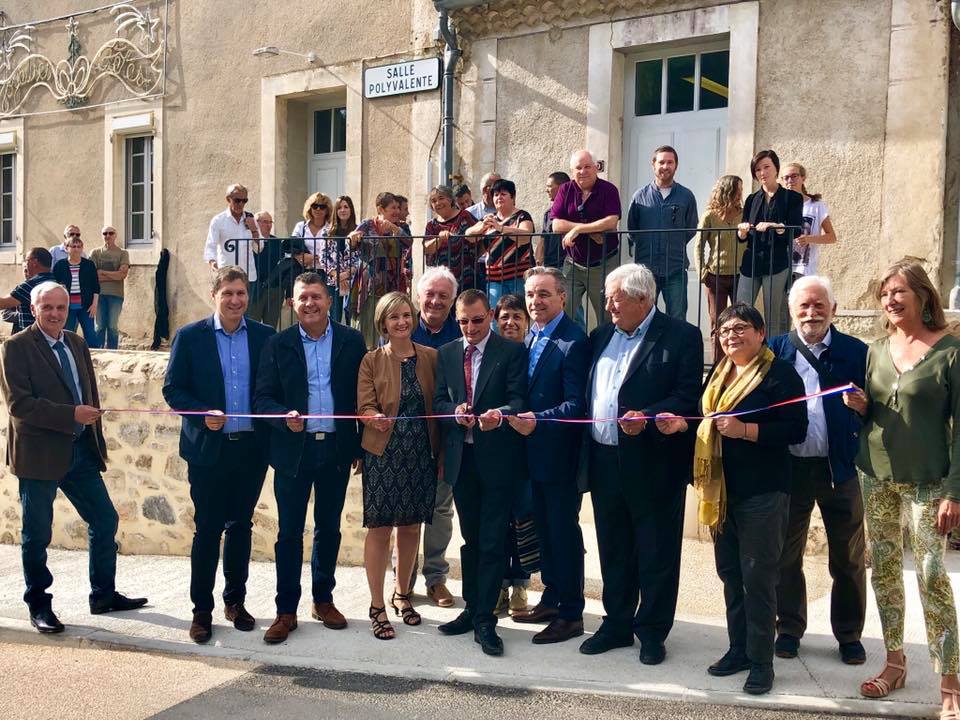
[775,633,799,659]
[474,625,504,656]
[579,632,634,655]
[438,610,473,636]
[29,606,64,634]
[90,592,148,615]
[707,648,751,676]
[839,640,866,665]
[189,611,213,643]
[512,603,560,624]
[532,618,584,644]
[224,603,256,631]
[639,641,666,665]
[743,663,774,695]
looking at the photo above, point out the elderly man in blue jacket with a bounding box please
[769,274,868,665]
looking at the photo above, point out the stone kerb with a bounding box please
[0,349,366,565]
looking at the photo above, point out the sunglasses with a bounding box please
[102,230,116,236]
[457,316,488,326]
[67,232,81,238]
[310,203,328,210]
[230,197,249,204]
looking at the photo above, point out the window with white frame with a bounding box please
[125,135,153,245]
[0,152,15,248]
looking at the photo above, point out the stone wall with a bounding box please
[0,350,366,565]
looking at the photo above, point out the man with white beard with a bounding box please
[768,275,868,666]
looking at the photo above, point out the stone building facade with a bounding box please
[0,0,952,345]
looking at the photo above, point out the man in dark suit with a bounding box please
[254,271,366,644]
[506,266,588,643]
[163,266,276,643]
[769,275,868,665]
[0,281,146,634]
[434,288,526,656]
[577,263,702,665]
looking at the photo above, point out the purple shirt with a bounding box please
[549,177,621,266]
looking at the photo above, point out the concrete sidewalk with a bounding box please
[0,543,947,718]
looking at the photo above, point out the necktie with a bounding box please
[464,344,476,407]
[528,331,542,379]
[53,341,84,436]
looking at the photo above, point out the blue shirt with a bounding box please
[300,322,336,433]
[626,181,698,275]
[590,307,657,445]
[213,314,253,434]
[526,311,565,378]
[40,327,82,399]
[411,313,460,349]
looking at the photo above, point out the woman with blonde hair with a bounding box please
[357,291,439,639]
[697,175,743,361]
[781,163,836,278]
[846,259,960,718]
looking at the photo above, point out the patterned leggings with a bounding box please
[861,473,959,674]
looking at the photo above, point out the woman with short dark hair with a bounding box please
[657,302,807,695]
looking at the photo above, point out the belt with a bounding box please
[224,431,256,441]
[307,431,335,441]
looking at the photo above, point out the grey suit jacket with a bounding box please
[0,324,107,480]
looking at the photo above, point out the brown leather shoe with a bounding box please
[532,617,584,644]
[189,611,212,644]
[427,583,455,608]
[224,602,256,631]
[512,602,560,624]
[311,601,347,629]
[263,613,297,644]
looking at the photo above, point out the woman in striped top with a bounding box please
[52,236,100,347]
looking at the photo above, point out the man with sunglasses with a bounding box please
[204,184,262,302]
[434,289,526,656]
[626,145,699,320]
[90,226,129,349]
[50,225,85,268]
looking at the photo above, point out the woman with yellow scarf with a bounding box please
[656,303,806,695]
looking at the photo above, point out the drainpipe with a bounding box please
[436,6,461,187]
[950,1,960,307]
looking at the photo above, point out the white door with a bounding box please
[622,43,730,350]
[309,106,346,199]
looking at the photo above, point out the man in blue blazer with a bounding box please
[253,271,366,645]
[577,263,702,666]
[506,267,589,644]
[163,266,275,644]
[769,275,868,665]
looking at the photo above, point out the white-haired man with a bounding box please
[466,172,501,221]
[204,184,262,300]
[577,263,702,666]
[0,281,146,635]
[549,150,621,325]
[50,225,85,268]
[768,275,868,665]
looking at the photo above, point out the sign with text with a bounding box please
[364,58,441,99]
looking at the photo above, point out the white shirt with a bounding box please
[204,209,258,282]
[792,198,830,276]
[462,330,492,444]
[789,328,831,458]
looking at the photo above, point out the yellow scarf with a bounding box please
[694,345,775,529]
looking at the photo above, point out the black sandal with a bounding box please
[390,590,422,626]
[369,605,395,640]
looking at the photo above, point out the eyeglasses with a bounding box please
[230,197,249,204]
[782,174,801,181]
[67,232,81,238]
[102,230,115,236]
[717,323,752,339]
[310,203,328,210]
[457,316,487,326]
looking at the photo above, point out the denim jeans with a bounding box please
[95,295,124,349]
[19,440,119,610]
[654,270,688,320]
[486,277,525,310]
[66,306,99,348]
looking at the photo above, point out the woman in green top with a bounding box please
[847,259,960,717]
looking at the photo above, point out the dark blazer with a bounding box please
[769,326,867,484]
[577,311,703,514]
[524,313,589,484]
[433,331,527,485]
[702,356,808,501]
[162,315,276,467]
[53,257,101,310]
[739,186,803,277]
[254,320,366,474]
[0,325,107,480]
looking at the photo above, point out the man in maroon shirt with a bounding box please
[550,150,621,326]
